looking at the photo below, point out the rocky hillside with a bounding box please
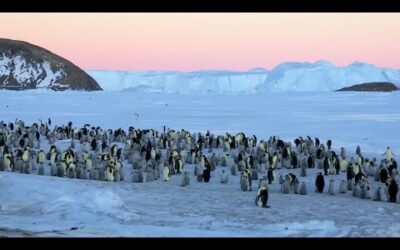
[336,82,398,92]
[0,38,102,91]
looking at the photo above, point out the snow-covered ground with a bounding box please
[0,90,400,237]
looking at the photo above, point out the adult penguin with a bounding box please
[267,167,275,184]
[323,157,329,176]
[255,186,269,208]
[356,145,361,156]
[347,164,354,181]
[203,161,211,183]
[380,167,389,184]
[327,139,332,150]
[291,154,298,169]
[315,137,320,148]
[387,179,398,203]
[315,172,325,193]
[307,154,314,168]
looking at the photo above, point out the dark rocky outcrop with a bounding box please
[0,38,102,91]
[336,82,398,92]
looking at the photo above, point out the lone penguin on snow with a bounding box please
[255,186,269,208]
[315,172,325,193]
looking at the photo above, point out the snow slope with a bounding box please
[259,61,400,92]
[0,53,66,88]
[86,61,400,93]
[0,90,400,237]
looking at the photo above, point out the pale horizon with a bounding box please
[1,13,400,71]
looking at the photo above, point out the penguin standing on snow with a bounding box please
[281,180,290,194]
[371,186,381,201]
[300,164,307,177]
[315,172,325,193]
[267,167,274,184]
[203,160,211,183]
[180,171,190,186]
[387,179,398,202]
[360,181,371,199]
[299,181,307,195]
[383,147,394,162]
[255,186,269,208]
[240,172,250,191]
[163,164,170,181]
[220,170,228,183]
[380,167,389,183]
[328,179,335,195]
[339,180,347,193]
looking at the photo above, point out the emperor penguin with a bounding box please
[267,167,275,184]
[251,168,258,180]
[360,182,371,199]
[255,186,269,208]
[57,162,67,177]
[146,171,154,182]
[38,164,45,176]
[281,180,290,194]
[339,157,347,172]
[180,171,190,186]
[328,179,335,195]
[50,164,58,176]
[371,186,381,201]
[240,173,250,191]
[315,172,325,193]
[104,166,114,182]
[300,165,307,177]
[163,164,170,181]
[347,180,353,191]
[299,181,307,195]
[352,184,361,197]
[23,158,32,174]
[387,179,398,202]
[67,162,76,179]
[230,164,238,176]
[384,146,394,162]
[220,170,229,183]
[90,168,99,181]
[339,180,347,193]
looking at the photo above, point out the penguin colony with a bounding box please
[0,119,398,209]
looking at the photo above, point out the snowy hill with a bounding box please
[86,61,400,93]
[258,61,400,92]
[0,38,102,91]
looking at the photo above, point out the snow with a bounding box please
[0,90,400,237]
[36,62,65,88]
[86,61,400,93]
[0,54,65,88]
[259,61,400,92]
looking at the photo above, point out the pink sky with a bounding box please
[1,13,399,71]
